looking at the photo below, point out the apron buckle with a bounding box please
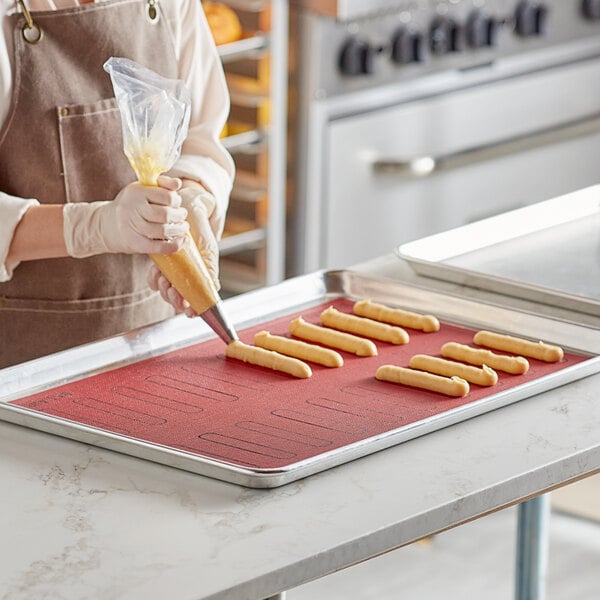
[17,0,43,44]
[147,0,160,22]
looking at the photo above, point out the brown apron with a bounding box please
[0,0,178,368]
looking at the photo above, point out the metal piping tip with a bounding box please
[201,301,238,345]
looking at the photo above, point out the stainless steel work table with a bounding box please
[1,254,598,600]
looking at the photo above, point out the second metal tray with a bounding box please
[397,186,600,316]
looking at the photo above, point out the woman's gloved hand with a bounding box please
[147,184,220,317]
[179,185,220,286]
[147,262,197,317]
[63,176,189,257]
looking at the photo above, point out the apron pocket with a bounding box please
[57,97,135,203]
[0,287,161,313]
[0,290,174,368]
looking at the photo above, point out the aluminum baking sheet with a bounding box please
[397,186,600,316]
[1,271,599,488]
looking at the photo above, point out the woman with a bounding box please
[0,0,235,368]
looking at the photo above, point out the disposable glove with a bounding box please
[63,176,189,258]
[147,185,220,317]
[180,186,220,286]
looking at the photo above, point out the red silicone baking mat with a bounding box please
[10,298,588,470]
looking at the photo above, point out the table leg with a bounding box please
[515,494,551,600]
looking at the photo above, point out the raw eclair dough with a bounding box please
[473,330,564,363]
[409,354,498,386]
[441,342,529,375]
[226,340,312,378]
[254,331,343,367]
[320,306,409,344]
[376,365,469,397]
[353,299,440,332]
[290,316,377,356]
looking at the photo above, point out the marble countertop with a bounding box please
[1,256,599,600]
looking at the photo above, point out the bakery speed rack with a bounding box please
[208,0,289,296]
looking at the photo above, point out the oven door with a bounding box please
[316,57,600,271]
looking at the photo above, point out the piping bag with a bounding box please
[104,57,238,344]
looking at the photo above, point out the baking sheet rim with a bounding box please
[1,270,599,488]
[2,356,598,489]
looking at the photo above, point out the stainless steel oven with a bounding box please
[288,0,600,274]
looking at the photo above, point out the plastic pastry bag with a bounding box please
[103,56,220,316]
[103,56,191,186]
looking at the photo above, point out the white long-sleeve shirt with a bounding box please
[0,0,234,281]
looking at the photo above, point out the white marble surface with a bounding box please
[1,256,599,600]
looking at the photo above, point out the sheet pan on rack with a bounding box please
[397,186,600,316]
[1,271,599,488]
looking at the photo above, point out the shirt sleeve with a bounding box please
[167,0,235,240]
[0,193,39,282]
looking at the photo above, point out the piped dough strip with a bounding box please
[473,330,564,363]
[225,340,312,378]
[441,342,529,375]
[290,316,377,356]
[409,354,498,386]
[376,365,469,397]
[320,306,409,344]
[254,331,343,367]
[353,299,440,332]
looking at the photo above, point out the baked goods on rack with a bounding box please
[203,1,243,46]
[409,354,498,386]
[320,306,409,344]
[290,317,377,357]
[254,331,344,367]
[473,331,564,363]
[353,299,440,332]
[376,365,470,397]
[225,340,312,378]
[441,342,530,374]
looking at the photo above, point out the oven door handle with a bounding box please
[371,114,600,177]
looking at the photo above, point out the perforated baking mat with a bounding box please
[1,271,599,487]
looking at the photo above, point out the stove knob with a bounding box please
[466,10,499,48]
[430,17,463,55]
[515,1,549,36]
[582,0,600,20]
[339,38,376,76]
[391,27,426,64]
